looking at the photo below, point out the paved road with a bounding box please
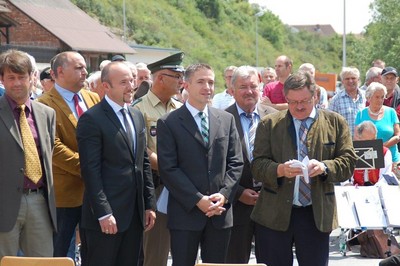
[167,228,386,265]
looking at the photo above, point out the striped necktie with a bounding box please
[198,112,209,144]
[19,104,42,184]
[245,112,257,161]
[298,118,311,206]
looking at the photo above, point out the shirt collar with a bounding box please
[5,94,32,112]
[235,103,260,117]
[294,107,317,123]
[185,101,208,118]
[105,95,128,113]
[55,83,82,102]
[147,90,179,109]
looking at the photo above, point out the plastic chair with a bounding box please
[0,256,75,266]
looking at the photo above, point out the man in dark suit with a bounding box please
[0,49,57,259]
[157,63,243,266]
[225,65,277,263]
[251,71,357,266]
[76,61,156,266]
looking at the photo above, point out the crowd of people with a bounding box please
[0,48,399,266]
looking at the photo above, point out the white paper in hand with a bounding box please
[289,156,310,183]
[156,187,169,214]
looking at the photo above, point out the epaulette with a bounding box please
[131,97,143,107]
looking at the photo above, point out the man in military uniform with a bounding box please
[132,52,184,266]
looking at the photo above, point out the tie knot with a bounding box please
[245,112,253,119]
[199,111,206,119]
[300,117,309,125]
[121,108,127,115]
[73,94,79,100]
[18,104,26,111]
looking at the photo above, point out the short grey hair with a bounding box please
[87,71,101,89]
[231,65,259,89]
[365,67,382,82]
[356,121,377,139]
[299,63,315,76]
[365,82,387,99]
[340,66,360,80]
[136,62,149,70]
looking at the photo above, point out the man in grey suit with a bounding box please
[77,61,156,266]
[225,65,277,263]
[0,49,56,259]
[157,63,243,266]
[251,71,357,266]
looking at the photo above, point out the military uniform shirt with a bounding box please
[132,90,183,153]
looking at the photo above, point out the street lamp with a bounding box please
[255,11,265,67]
[342,0,346,68]
[123,0,127,41]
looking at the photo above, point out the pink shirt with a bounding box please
[262,81,287,104]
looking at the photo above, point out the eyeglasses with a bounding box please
[286,97,313,106]
[161,73,184,81]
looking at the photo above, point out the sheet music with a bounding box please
[334,186,360,228]
[352,186,387,228]
[379,186,400,227]
[334,185,400,228]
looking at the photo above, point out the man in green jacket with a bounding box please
[251,71,357,266]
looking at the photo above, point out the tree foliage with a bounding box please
[70,0,386,89]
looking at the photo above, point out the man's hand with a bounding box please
[144,210,156,232]
[239,189,259,206]
[196,194,226,217]
[308,159,327,177]
[277,161,304,178]
[99,215,118,235]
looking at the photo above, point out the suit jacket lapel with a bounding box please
[128,106,140,158]
[180,105,205,147]
[102,100,135,159]
[0,97,23,149]
[207,107,221,149]
[81,89,98,109]
[227,105,249,161]
[48,88,78,127]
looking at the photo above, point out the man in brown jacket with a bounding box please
[37,51,100,257]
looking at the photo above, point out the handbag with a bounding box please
[357,229,400,258]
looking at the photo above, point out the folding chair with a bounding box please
[0,256,75,266]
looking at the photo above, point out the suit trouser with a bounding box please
[0,191,53,259]
[226,219,256,263]
[255,205,330,266]
[80,207,143,266]
[53,206,81,257]
[170,219,231,266]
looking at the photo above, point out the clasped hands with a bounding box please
[196,193,227,217]
[279,159,326,179]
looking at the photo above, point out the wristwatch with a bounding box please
[322,163,329,176]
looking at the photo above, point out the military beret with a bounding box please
[147,52,184,74]
[40,67,51,81]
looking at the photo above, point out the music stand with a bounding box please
[353,139,384,170]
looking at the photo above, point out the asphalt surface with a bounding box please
[167,228,387,265]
